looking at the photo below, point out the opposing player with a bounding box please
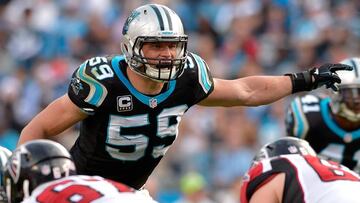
[18,3,352,189]
[285,57,360,172]
[0,146,11,203]
[240,137,360,203]
[3,140,158,203]
[3,140,76,203]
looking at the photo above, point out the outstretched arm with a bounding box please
[18,94,88,145]
[199,63,352,107]
[199,75,292,107]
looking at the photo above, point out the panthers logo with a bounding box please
[122,10,140,35]
[70,77,84,95]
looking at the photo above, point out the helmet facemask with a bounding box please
[331,84,360,122]
[330,57,360,122]
[129,36,188,82]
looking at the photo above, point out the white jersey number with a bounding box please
[105,105,187,161]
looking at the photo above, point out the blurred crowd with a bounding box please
[0,0,360,202]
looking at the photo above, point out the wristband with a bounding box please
[285,71,313,93]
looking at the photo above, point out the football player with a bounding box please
[286,57,360,172]
[18,3,352,189]
[3,140,158,203]
[240,137,360,203]
[0,146,11,203]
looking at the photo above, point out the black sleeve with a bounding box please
[187,52,214,105]
[68,57,110,114]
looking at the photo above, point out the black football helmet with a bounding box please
[3,140,76,203]
[253,137,317,163]
[0,146,11,203]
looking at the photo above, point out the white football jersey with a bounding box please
[22,175,158,203]
[241,154,360,203]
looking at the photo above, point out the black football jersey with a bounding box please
[285,94,360,171]
[67,52,214,189]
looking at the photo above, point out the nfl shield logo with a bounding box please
[149,98,157,108]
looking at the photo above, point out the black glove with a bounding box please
[286,63,353,93]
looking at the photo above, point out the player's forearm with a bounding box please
[237,75,292,106]
[19,123,49,145]
[18,107,62,145]
[18,95,86,146]
[199,76,292,107]
[19,111,81,146]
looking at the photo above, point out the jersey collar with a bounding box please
[111,55,176,108]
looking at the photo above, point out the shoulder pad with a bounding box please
[286,94,321,138]
[185,52,213,94]
[72,57,114,107]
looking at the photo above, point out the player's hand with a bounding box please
[286,63,353,93]
[310,63,353,91]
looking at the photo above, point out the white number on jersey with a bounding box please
[88,57,114,80]
[105,105,188,161]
